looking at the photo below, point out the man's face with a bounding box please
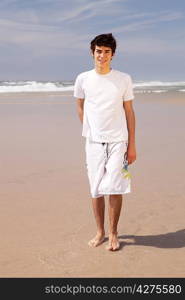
[92,45,114,68]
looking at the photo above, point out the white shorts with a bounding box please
[85,138,131,198]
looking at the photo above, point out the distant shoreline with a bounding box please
[0,79,185,94]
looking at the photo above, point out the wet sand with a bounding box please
[0,91,185,277]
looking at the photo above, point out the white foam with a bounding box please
[0,81,74,93]
[134,90,167,94]
[152,90,167,93]
[134,81,185,88]
[0,80,185,94]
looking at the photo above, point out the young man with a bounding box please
[74,33,136,251]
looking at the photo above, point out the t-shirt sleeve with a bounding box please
[123,75,134,101]
[73,74,85,99]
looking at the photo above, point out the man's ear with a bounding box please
[111,53,115,60]
[91,50,94,57]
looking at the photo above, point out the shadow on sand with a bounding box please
[119,229,185,250]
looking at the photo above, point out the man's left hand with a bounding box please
[126,145,136,165]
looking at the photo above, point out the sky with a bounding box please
[0,0,185,81]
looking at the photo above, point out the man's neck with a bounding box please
[95,65,112,75]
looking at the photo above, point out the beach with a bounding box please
[0,91,185,278]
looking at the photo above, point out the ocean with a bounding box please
[0,80,185,94]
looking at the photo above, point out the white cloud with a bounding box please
[0,0,184,79]
[107,11,184,33]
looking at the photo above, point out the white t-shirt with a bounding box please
[74,68,134,143]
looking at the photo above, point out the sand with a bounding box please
[0,91,184,278]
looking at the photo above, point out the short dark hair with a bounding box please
[90,33,117,55]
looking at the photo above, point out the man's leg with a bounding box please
[107,194,122,251]
[88,196,105,247]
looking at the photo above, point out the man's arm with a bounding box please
[76,98,85,124]
[123,100,136,165]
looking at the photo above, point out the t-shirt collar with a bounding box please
[93,68,113,76]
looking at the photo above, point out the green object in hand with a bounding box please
[122,160,131,179]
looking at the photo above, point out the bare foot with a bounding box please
[106,233,120,251]
[88,233,105,247]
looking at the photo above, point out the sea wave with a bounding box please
[0,80,185,93]
[0,81,74,93]
[134,81,185,87]
[133,81,185,93]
